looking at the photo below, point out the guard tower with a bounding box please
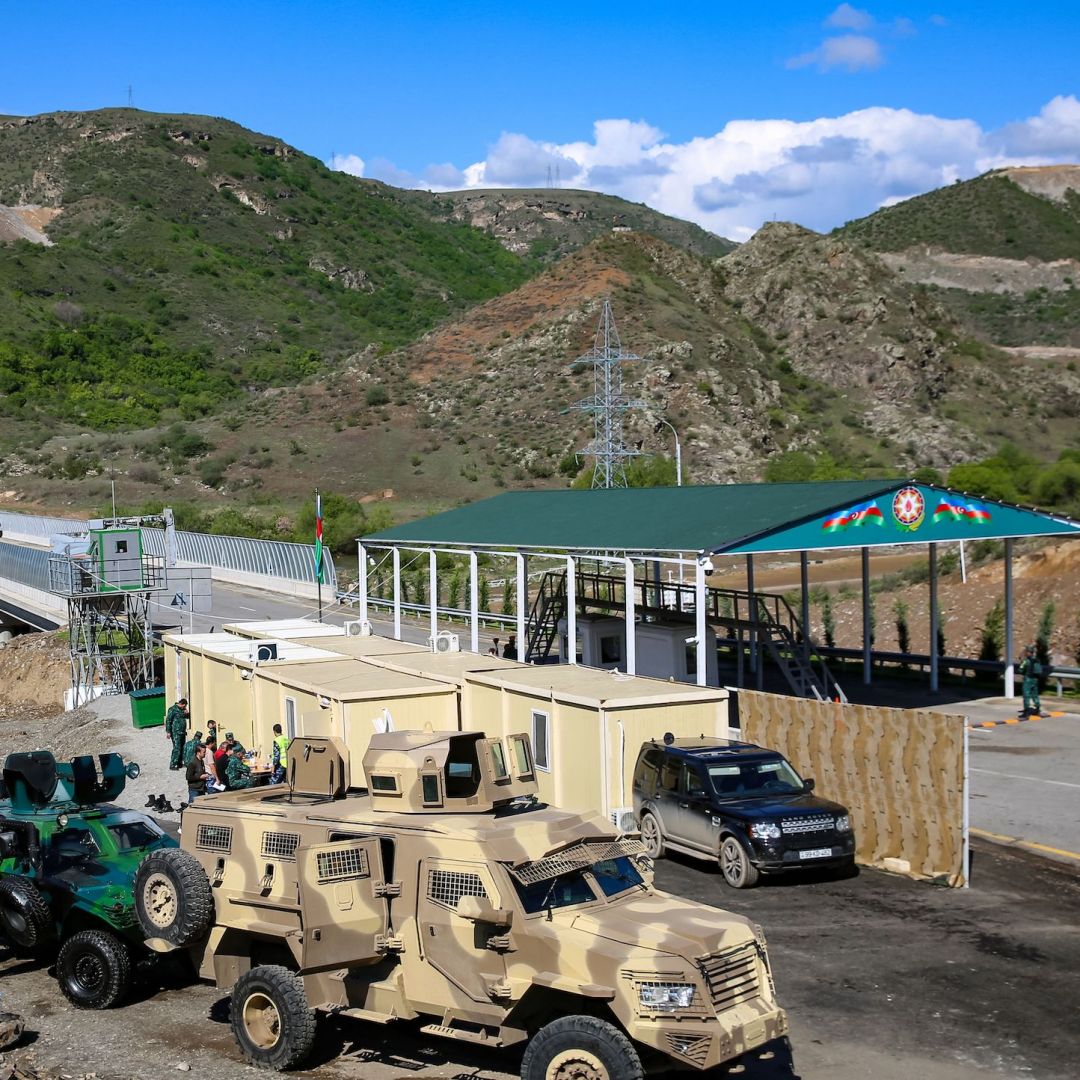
[49,522,165,704]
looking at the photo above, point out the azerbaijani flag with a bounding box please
[314,489,324,583]
[822,501,885,532]
[932,497,991,525]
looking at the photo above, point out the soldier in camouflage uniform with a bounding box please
[224,748,253,790]
[224,731,246,756]
[183,730,204,766]
[165,699,189,771]
[1019,644,1042,717]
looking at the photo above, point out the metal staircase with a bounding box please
[524,571,567,663]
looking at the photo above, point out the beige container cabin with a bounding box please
[460,665,729,824]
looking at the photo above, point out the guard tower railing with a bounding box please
[48,553,166,597]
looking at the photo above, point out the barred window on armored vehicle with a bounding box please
[261,832,300,861]
[316,846,369,883]
[195,823,233,852]
[428,869,487,909]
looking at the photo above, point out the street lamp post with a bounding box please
[653,418,682,486]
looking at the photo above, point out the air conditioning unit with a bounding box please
[344,619,372,638]
[429,631,460,654]
[609,807,638,834]
[254,642,279,663]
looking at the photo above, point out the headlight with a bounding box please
[749,822,781,841]
[835,815,851,833]
[638,983,696,1011]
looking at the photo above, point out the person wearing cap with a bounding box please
[182,730,204,766]
[225,746,253,790]
[165,698,189,771]
[224,731,246,756]
[1019,644,1042,717]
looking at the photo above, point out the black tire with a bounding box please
[0,876,52,952]
[231,965,316,1071]
[521,1015,643,1080]
[638,811,665,860]
[720,836,760,889]
[56,929,131,1009]
[134,848,214,947]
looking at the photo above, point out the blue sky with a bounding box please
[4,1,1078,237]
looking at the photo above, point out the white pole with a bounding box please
[675,436,682,487]
[961,722,970,889]
[469,551,479,654]
[800,551,810,646]
[695,558,707,687]
[929,544,939,694]
[959,539,967,584]
[746,555,759,688]
[358,542,369,625]
[624,556,636,675]
[516,553,526,662]
[392,547,401,640]
[1004,537,1015,699]
[862,546,872,686]
[566,556,577,665]
[428,549,438,642]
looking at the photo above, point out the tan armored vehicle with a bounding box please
[133,731,787,1077]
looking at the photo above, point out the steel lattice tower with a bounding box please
[569,299,647,488]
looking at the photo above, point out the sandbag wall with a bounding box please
[738,690,967,886]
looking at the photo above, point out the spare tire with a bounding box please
[134,849,214,947]
[0,876,52,952]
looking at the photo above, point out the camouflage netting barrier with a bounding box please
[738,690,967,887]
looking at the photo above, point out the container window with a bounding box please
[532,710,550,772]
[284,697,297,740]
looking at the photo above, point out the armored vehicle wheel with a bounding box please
[0,877,52,953]
[521,1015,643,1080]
[134,848,213,947]
[56,929,131,1009]
[231,965,316,1071]
[720,836,759,889]
[638,812,664,859]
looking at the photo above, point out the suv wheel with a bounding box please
[231,965,316,1070]
[134,849,214,947]
[0,877,52,953]
[521,1015,644,1080]
[720,837,760,889]
[638,812,664,860]
[56,929,131,1009]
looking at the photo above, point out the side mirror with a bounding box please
[803,778,816,792]
[456,894,514,928]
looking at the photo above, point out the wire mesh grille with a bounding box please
[427,869,487,908]
[316,846,369,883]
[196,823,233,852]
[261,832,300,861]
[508,838,646,885]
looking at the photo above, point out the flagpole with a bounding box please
[315,487,323,623]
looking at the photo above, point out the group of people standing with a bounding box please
[165,699,290,803]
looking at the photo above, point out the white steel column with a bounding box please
[862,546,872,686]
[392,547,402,640]
[469,551,479,654]
[624,556,637,675]
[695,558,707,686]
[516,553,527,662]
[357,542,369,625]
[800,552,810,645]
[929,544,939,693]
[566,556,577,665]
[428,549,438,642]
[746,555,757,674]
[1003,537,1015,698]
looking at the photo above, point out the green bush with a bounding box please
[365,384,390,407]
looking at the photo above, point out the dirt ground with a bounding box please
[0,633,71,716]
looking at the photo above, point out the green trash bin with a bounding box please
[129,687,167,729]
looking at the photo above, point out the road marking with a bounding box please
[970,767,1080,790]
[967,711,1065,730]
[971,827,1080,865]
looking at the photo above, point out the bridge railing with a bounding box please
[0,541,52,592]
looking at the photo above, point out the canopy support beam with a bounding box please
[862,547,872,686]
[929,543,939,694]
[1004,538,1015,699]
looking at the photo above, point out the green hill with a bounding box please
[836,171,1080,259]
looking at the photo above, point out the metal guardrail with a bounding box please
[0,541,52,592]
[0,510,336,592]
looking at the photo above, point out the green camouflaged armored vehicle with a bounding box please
[0,750,176,1008]
[134,732,787,1077]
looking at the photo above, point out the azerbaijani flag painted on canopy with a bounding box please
[821,501,885,532]
[314,489,324,583]
[932,497,991,525]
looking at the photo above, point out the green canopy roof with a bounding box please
[365,481,1080,556]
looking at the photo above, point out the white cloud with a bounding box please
[332,95,1080,242]
[329,152,365,177]
[826,4,874,31]
[788,33,884,72]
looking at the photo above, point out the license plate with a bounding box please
[801,847,833,859]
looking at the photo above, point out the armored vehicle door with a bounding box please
[297,838,387,971]
[419,859,509,1005]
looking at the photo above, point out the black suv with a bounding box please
[633,737,855,888]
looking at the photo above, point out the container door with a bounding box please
[419,859,508,1004]
[297,839,386,970]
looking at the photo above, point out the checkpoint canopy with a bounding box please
[361,480,1080,694]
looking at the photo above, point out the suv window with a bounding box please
[658,756,680,793]
[707,756,805,798]
[680,764,707,799]
[634,747,664,795]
